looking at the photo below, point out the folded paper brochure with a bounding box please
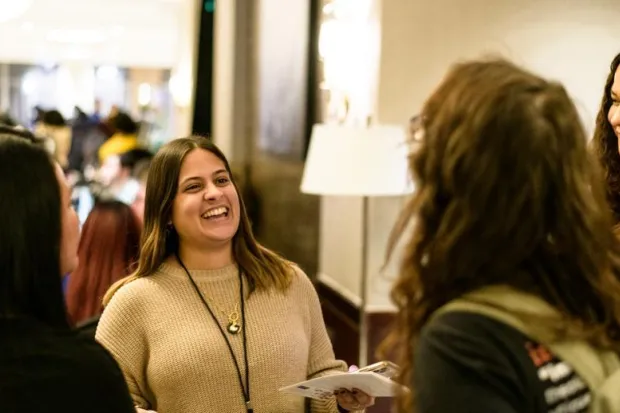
[279,372,404,400]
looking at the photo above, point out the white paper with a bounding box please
[279,372,403,400]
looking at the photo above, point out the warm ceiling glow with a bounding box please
[318,0,379,123]
[0,0,33,23]
[46,29,107,45]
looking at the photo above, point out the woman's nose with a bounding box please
[204,184,223,200]
[610,106,620,128]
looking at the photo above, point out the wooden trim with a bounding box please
[316,281,359,322]
[316,280,360,367]
[316,279,397,413]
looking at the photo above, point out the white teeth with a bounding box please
[202,207,228,219]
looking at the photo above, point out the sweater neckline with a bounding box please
[159,262,239,282]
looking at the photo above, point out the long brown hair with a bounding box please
[385,59,620,412]
[66,200,141,325]
[593,53,620,222]
[103,136,291,305]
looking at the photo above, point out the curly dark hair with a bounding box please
[593,53,620,222]
[385,59,620,412]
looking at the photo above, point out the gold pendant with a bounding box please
[227,310,241,334]
[227,321,241,334]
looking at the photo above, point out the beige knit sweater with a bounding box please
[96,262,347,413]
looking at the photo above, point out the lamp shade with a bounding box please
[301,123,413,196]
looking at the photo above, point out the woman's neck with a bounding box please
[176,243,234,270]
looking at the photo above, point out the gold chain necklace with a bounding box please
[205,295,241,334]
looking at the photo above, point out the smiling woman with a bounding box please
[172,148,241,260]
[96,135,371,413]
[593,53,620,223]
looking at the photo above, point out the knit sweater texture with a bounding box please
[96,262,347,413]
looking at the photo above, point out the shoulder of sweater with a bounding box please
[284,264,322,304]
[288,264,315,291]
[98,275,166,340]
[105,273,166,313]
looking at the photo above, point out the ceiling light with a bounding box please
[96,65,120,80]
[138,83,152,107]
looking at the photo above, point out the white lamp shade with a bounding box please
[301,123,413,196]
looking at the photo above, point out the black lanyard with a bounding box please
[175,253,252,413]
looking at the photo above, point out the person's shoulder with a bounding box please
[110,272,165,301]
[67,333,119,365]
[286,263,316,293]
[417,310,536,389]
[55,334,135,411]
[420,310,531,360]
[415,311,539,412]
[0,323,134,412]
[39,328,124,379]
[424,309,529,338]
[103,273,166,320]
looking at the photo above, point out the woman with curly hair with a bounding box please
[385,59,620,413]
[593,53,620,223]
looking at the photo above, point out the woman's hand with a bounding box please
[334,366,375,411]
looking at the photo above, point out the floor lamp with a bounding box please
[300,123,412,366]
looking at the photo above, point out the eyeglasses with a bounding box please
[409,115,425,143]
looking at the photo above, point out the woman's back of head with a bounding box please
[390,58,620,342]
[66,200,141,325]
[0,133,68,328]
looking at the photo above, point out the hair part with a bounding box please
[382,58,620,412]
[103,136,292,305]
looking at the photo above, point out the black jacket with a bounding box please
[414,311,591,413]
[74,315,100,340]
[0,317,134,413]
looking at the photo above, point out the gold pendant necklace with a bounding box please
[225,302,241,334]
[207,297,241,335]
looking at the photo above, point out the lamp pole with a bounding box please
[359,195,370,367]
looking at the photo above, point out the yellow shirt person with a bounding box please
[99,133,138,163]
[98,112,139,163]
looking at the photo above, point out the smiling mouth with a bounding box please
[201,207,229,220]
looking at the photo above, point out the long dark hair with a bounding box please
[385,59,620,412]
[0,134,69,329]
[593,53,620,222]
[66,200,141,325]
[104,136,292,304]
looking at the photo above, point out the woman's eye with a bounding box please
[185,184,200,191]
[216,177,229,185]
